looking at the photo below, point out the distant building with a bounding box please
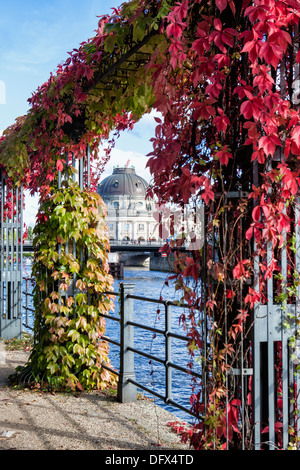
[97,166,160,243]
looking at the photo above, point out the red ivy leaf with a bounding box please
[233,259,249,280]
[228,0,236,16]
[201,178,214,204]
[183,262,200,281]
[215,146,233,165]
[258,134,281,157]
[251,148,265,164]
[258,41,283,69]
[56,160,64,172]
[166,22,183,39]
[216,0,227,12]
[291,126,300,148]
[252,205,261,222]
[213,109,230,132]
[241,97,262,120]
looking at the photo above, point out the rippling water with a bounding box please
[108,268,202,422]
[23,261,200,423]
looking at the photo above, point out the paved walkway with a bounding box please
[0,348,191,451]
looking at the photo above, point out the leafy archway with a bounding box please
[2,0,300,450]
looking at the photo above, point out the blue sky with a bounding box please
[0,0,157,225]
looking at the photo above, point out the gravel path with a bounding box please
[0,345,190,451]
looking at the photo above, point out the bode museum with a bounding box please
[97,166,160,243]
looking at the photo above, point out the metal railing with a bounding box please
[101,282,201,418]
[110,240,164,247]
[21,277,200,419]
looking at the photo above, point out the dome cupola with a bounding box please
[97,167,148,198]
[97,166,159,243]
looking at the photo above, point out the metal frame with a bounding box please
[99,282,202,418]
[18,149,300,448]
[253,201,300,450]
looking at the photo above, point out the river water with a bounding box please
[22,261,201,423]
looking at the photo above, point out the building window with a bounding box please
[114,201,119,208]
[138,224,144,231]
[123,223,130,231]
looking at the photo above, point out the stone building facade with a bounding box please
[97,166,160,243]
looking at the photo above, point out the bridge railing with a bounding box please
[22,239,165,251]
[110,240,164,247]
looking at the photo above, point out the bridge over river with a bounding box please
[23,240,189,271]
[110,241,169,270]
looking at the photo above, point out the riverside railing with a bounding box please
[22,278,201,419]
[101,282,201,418]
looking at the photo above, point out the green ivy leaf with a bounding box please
[104,35,116,54]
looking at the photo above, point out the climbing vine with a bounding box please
[11,178,117,391]
[0,0,165,191]
[144,0,300,450]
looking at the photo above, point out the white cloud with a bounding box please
[100,147,151,182]
[97,109,161,182]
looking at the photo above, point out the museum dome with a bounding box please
[97,167,149,198]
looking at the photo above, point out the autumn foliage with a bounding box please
[2,0,300,449]
[10,179,117,392]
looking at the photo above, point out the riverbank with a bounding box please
[0,345,190,451]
